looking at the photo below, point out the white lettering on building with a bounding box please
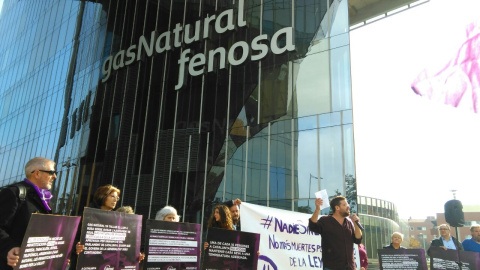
[101,0,296,90]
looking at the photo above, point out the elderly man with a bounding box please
[462,225,480,253]
[428,224,463,251]
[427,224,463,268]
[0,157,56,269]
[309,195,362,270]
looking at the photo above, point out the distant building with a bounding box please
[436,205,480,241]
[408,216,436,249]
[407,205,480,250]
[358,196,409,259]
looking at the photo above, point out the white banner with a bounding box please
[241,202,322,269]
[241,202,360,270]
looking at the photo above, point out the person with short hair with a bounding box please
[309,195,362,270]
[0,157,56,269]
[74,185,122,262]
[223,199,241,231]
[462,225,480,253]
[116,206,134,214]
[384,232,406,249]
[155,206,180,222]
[427,224,463,268]
[92,184,121,211]
[428,224,463,251]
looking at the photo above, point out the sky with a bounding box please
[350,0,480,219]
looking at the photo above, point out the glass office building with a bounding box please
[358,195,410,260]
[0,0,355,225]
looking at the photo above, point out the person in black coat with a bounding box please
[427,224,463,269]
[0,157,56,269]
[428,224,463,251]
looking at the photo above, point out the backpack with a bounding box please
[0,182,27,202]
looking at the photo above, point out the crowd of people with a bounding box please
[0,157,243,269]
[2,157,480,270]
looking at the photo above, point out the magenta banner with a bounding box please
[76,207,142,270]
[144,220,201,270]
[14,214,81,270]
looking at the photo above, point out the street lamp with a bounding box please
[418,233,426,250]
[308,174,319,209]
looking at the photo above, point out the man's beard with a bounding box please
[232,217,239,223]
[340,210,350,217]
[473,236,480,242]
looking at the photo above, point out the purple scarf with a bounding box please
[24,178,53,211]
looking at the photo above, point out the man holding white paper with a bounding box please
[309,195,362,270]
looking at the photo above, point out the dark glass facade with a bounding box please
[0,0,355,229]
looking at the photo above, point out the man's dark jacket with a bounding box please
[0,181,51,270]
[427,236,463,269]
[428,237,463,253]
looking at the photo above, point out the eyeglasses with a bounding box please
[109,195,120,200]
[32,170,57,175]
[439,228,450,231]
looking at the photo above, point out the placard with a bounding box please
[14,214,80,270]
[144,220,200,270]
[202,228,260,270]
[76,207,142,270]
[378,249,427,270]
[429,247,480,270]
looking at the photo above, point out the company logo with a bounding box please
[101,0,295,90]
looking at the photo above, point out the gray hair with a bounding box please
[25,157,55,178]
[116,206,134,214]
[470,225,480,232]
[391,232,404,240]
[155,206,180,221]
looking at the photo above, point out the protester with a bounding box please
[204,205,233,250]
[309,196,362,270]
[462,225,480,253]
[427,224,463,267]
[207,205,233,230]
[73,185,121,264]
[116,206,134,214]
[0,157,56,269]
[358,242,368,270]
[76,184,121,255]
[428,224,463,251]
[223,199,241,231]
[91,184,121,211]
[155,206,180,222]
[384,232,406,249]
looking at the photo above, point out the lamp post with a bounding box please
[419,233,426,250]
[308,174,319,209]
